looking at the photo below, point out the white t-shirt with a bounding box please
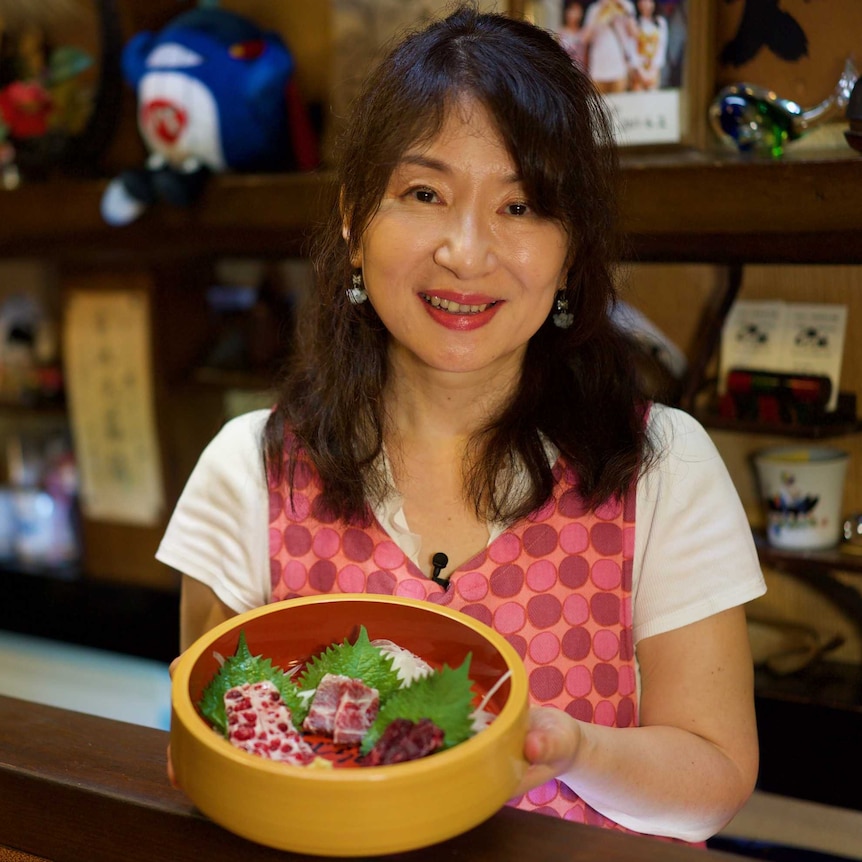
[156,404,765,645]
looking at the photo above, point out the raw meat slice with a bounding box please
[302,673,380,744]
[333,677,380,744]
[224,680,316,765]
[359,717,445,766]
[302,673,342,735]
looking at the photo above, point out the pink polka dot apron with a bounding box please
[269,449,692,842]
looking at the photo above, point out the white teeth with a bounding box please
[422,294,491,314]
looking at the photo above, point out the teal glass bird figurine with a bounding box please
[709,57,858,158]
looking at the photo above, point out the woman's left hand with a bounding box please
[514,706,582,796]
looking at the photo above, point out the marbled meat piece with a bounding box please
[302,673,380,744]
[224,680,316,765]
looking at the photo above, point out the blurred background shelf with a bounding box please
[753,531,862,578]
[754,659,862,812]
[0,566,178,663]
[696,391,862,439]
[1,150,860,264]
[698,415,862,438]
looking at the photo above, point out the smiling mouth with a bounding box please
[420,293,498,314]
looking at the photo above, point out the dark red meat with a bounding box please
[358,717,445,766]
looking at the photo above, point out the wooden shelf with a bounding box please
[0,398,67,417]
[753,531,862,647]
[619,148,862,263]
[754,531,862,577]
[0,170,334,262]
[754,660,862,810]
[698,413,862,439]
[755,658,862,712]
[2,148,860,264]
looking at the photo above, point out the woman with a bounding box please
[159,5,764,844]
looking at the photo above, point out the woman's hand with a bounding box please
[514,706,583,796]
[510,610,760,840]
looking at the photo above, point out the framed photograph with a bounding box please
[511,0,713,149]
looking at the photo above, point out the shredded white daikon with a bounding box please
[471,669,512,732]
[370,638,434,685]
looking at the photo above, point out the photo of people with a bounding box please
[557,0,688,144]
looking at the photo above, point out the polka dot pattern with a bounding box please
[269,450,638,828]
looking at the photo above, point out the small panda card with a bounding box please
[719,300,847,411]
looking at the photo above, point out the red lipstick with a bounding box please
[418,291,502,331]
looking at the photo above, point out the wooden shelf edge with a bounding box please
[755,659,862,713]
[698,414,862,439]
[2,154,861,262]
[696,392,862,438]
[753,530,862,576]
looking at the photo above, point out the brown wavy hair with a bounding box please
[265,4,653,524]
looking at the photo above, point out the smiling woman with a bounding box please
[157,5,765,847]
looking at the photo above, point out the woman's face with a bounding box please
[351,99,569,381]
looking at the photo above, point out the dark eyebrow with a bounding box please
[397,152,522,185]
[399,153,449,172]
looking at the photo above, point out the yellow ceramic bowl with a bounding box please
[170,594,529,857]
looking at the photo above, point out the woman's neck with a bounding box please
[383,347,522,443]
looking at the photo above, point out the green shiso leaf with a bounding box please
[197,631,305,736]
[297,625,401,700]
[360,655,476,754]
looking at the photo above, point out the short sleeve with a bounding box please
[155,409,272,614]
[632,405,766,643]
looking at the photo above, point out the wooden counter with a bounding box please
[0,695,749,862]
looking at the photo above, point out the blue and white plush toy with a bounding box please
[101,6,318,226]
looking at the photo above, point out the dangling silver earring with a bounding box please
[552,292,573,329]
[347,270,368,305]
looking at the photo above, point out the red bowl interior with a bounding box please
[186,598,514,725]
